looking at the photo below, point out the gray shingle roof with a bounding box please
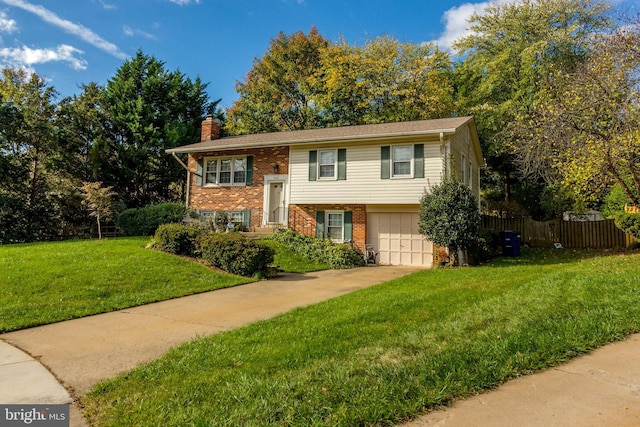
[166,116,475,154]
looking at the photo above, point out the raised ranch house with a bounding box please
[166,116,483,267]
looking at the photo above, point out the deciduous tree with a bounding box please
[454,0,612,215]
[321,36,454,126]
[81,181,116,239]
[227,28,329,134]
[513,19,640,208]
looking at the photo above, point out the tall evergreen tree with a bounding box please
[0,68,61,242]
[98,51,212,208]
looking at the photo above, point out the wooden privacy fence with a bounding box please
[482,216,636,249]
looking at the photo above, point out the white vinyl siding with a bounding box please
[290,141,442,204]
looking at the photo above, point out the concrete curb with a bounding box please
[0,340,71,405]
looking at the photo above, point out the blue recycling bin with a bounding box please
[501,230,521,257]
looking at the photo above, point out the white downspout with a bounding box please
[171,152,190,208]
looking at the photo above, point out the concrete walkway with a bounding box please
[0,266,421,426]
[407,332,640,427]
[2,265,640,427]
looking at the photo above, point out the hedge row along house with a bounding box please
[166,116,483,267]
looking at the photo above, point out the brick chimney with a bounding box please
[200,115,221,141]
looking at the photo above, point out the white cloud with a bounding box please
[0,0,127,59]
[123,25,157,40]
[97,0,116,10]
[168,0,201,5]
[0,44,88,69]
[0,10,18,33]
[436,0,517,51]
[436,2,490,51]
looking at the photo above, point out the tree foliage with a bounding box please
[0,69,62,243]
[98,51,212,207]
[320,36,453,126]
[227,28,329,134]
[81,182,116,239]
[513,18,640,207]
[227,30,454,133]
[454,0,612,214]
[419,180,481,265]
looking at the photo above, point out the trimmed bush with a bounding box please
[268,229,364,269]
[117,203,189,236]
[615,212,640,240]
[153,223,200,256]
[198,233,274,277]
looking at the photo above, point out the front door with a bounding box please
[268,182,284,223]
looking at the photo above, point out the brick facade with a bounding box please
[288,204,367,252]
[188,146,289,220]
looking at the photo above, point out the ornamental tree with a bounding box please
[419,179,481,266]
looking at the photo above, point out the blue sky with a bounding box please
[0,0,636,109]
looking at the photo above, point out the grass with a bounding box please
[260,239,331,273]
[0,237,252,332]
[84,248,640,426]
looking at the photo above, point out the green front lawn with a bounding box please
[0,237,252,332]
[260,239,331,273]
[84,248,640,426]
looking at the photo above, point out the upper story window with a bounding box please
[392,146,412,177]
[318,150,337,179]
[205,157,247,186]
[309,149,346,181]
[381,144,424,180]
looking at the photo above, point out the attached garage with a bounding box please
[367,211,433,267]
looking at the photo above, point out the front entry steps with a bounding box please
[243,224,286,239]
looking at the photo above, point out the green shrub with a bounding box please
[615,212,640,240]
[419,179,481,266]
[268,229,364,269]
[153,223,200,256]
[117,203,190,236]
[198,233,274,277]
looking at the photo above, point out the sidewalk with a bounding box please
[1,266,422,426]
[406,332,640,427]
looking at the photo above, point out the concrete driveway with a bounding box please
[1,266,422,426]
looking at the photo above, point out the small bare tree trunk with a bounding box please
[97,213,102,240]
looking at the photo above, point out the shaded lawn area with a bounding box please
[260,239,331,273]
[0,237,252,332]
[85,248,640,426]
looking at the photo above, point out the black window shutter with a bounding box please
[344,211,353,241]
[246,156,253,185]
[315,210,324,238]
[414,144,424,178]
[337,148,347,180]
[196,158,203,186]
[309,150,317,181]
[242,209,251,230]
[381,146,390,179]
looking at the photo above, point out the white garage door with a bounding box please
[367,212,433,266]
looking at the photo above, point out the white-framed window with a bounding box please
[392,145,412,177]
[318,150,337,179]
[204,157,247,186]
[326,211,344,242]
[468,161,473,189]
